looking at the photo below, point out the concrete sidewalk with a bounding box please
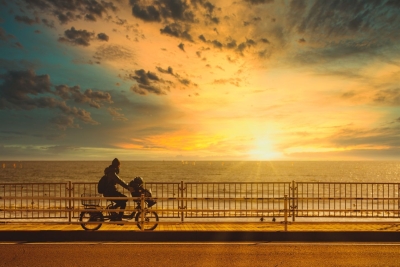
[1,221,400,242]
[1,221,400,232]
[0,221,400,232]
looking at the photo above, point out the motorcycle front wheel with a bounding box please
[135,211,159,230]
[79,210,104,230]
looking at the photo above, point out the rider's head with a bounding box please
[111,158,120,174]
[112,158,120,167]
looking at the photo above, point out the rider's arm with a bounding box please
[112,172,129,189]
[112,172,134,192]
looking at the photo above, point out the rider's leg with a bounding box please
[112,191,128,221]
[117,201,127,220]
[105,191,126,221]
[110,202,118,220]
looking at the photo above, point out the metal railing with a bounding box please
[184,182,290,220]
[1,181,400,223]
[0,182,70,220]
[295,182,400,219]
[0,194,290,230]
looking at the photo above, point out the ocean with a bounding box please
[1,161,400,184]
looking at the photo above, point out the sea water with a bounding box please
[1,160,400,183]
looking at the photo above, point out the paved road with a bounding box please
[1,243,400,267]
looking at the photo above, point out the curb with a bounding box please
[1,231,400,242]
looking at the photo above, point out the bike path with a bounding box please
[1,222,400,242]
[1,221,400,231]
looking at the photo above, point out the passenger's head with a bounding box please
[130,176,144,190]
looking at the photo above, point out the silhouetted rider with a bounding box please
[103,158,133,222]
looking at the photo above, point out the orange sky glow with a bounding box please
[0,0,399,161]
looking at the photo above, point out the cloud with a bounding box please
[43,145,85,154]
[129,0,220,46]
[54,101,98,125]
[94,44,134,62]
[244,0,274,4]
[0,130,64,141]
[178,78,191,86]
[131,69,160,84]
[58,27,94,46]
[155,66,195,87]
[21,0,118,24]
[0,58,37,71]
[160,23,193,41]
[54,85,113,108]
[280,123,400,160]
[197,34,259,55]
[198,34,206,42]
[108,107,128,121]
[281,0,400,70]
[329,126,400,150]
[129,69,169,95]
[178,42,185,51]
[0,27,15,41]
[131,3,161,22]
[211,39,223,49]
[293,43,377,66]
[97,32,109,41]
[160,0,195,22]
[14,42,24,49]
[156,66,174,75]
[226,40,237,49]
[292,0,400,44]
[49,114,80,130]
[14,15,40,25]
[85,13,97,22]
[114,16,127,25]
[0,69,105,129]
[21,0,51,10]
[213,77,241,87]
[0,69,52,110]
[130,84,167,95]
[386,0,400,8]
[130,0,197,23]
[373,88,400,106]
[298,38,306,44]
[286,147,400,160]
[243,18,259,27]
[55,11,76,24]
[41,18,55,28]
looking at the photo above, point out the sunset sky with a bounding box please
[0,0,399,161]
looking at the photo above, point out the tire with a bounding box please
[135,210,159,230]
[79,210,104,230]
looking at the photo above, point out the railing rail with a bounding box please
[1,181,400,222]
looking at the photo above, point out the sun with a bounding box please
[248,138,281,160]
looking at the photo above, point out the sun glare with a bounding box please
[248,138,281,160]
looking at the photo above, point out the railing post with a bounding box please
[140,193,145,231]
[398,184,400,217]
[291,180,297,222]
[180,181,185,223]
[67,181,72,223]
[284,194,288,232]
